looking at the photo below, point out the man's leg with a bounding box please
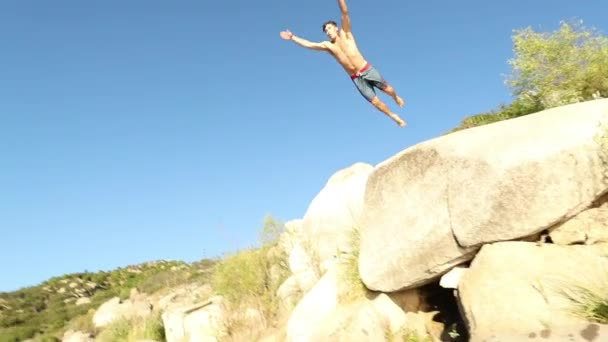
[370,96,406,127]
[381,85,406,108]
[353,77,406,127]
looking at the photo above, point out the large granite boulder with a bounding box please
[359,99,608,291]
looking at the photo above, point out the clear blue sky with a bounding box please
[2,0,607,292]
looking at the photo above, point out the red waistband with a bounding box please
[350,63,371,79]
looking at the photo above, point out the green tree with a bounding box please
[505,20,608,108]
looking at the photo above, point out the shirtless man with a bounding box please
[280,0,406,127]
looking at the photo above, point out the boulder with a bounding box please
[162,296,227,342]
[359,99,608,291]
[92,294,152,328]
[458,241,608,340]
[550,206,608,245]
[287,267,339,342]
[300,162,373,265]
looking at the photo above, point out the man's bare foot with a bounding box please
[390,113,406,127]
[395,96,405,108]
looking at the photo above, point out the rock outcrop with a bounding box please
[92,289,152,328]
[76,99,608,342]
[358,99,608,292]
[300,162,373,266]
[458,241,608,340]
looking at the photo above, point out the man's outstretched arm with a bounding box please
[338,0,351,33]
[280,30,328,51]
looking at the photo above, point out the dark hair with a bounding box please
[322,20,338,33]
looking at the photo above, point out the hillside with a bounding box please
[0,259,216,341]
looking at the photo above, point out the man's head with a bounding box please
[322,20,339,40]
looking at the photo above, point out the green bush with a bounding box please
[449,20,608,134]
[96,317,131,342]
[210,214,290,335]
[67,308,97,335]
[337,226,371,304]
[506,20,608,108]
[0,325,39,342]
[448,94,544,133]
[137,268,193,294]
[587,298,608,323]
[559,283,608,323]
[137,313,166,341]
[211,248,269,303]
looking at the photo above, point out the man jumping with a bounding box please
[280,0,407,127]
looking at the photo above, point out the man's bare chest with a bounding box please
[330,39,358,55]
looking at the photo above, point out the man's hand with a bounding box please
[280,30,294,40]
[280,30,328,51]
